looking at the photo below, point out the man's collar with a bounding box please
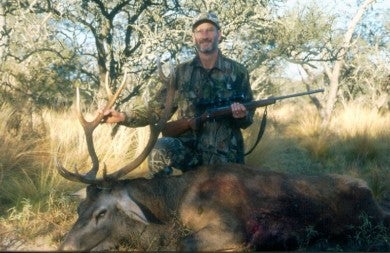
[192,50,224,71]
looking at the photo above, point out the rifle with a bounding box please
[162,88,324,137]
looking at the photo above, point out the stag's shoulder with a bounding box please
[188,163,286,180]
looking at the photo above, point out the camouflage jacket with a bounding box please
[122,51,254,164]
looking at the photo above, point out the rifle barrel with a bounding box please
[268,88,324,101]
[206,88,324,118]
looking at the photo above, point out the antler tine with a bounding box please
[105,71,113,99]
[104,71,128,107]
[56,159,100,184]
[105,59,176,180]
[76,86,100,180]
[105,125,161,180]
[157,57,170,84]
[56,71,128,184]
[55,145,101,184]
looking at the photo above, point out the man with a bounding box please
[102,11,254,177]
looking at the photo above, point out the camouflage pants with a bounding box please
[147,137,200,177]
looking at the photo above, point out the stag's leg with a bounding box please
[179,205,245,251]
[179,225,245,251]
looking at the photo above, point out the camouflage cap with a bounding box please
[192,12,220,30]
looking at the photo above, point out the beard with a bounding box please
[195,37,219,54]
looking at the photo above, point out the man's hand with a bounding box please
[99,108,126,124]
[231,102,247,119]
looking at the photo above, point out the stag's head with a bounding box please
[57,61,176,250]
[59,183,150,251]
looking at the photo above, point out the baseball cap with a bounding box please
[192,12,221,30]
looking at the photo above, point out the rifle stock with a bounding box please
[162,119,191,138]
[162,89,324,137]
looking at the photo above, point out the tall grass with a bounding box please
[0,100,389,250]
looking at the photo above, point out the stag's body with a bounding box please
[60,163,389,251]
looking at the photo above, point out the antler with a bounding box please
[57,60,175,184]
[56,71,128,184]
[105,58,176,180]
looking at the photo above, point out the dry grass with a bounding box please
[245,104,330,174]
[0,101,389,250]
[48,107,150,178]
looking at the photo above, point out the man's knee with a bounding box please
[148,137,184,177]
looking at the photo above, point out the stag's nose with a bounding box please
[58,239,82,251]
[58,244,73,251]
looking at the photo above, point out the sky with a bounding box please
[285,0,389,12]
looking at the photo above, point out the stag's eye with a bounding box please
[94,209,107,224]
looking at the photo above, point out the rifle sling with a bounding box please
[244,106,268,156]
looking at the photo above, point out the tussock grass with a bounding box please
[0,101,389,250]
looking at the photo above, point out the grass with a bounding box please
[0,101,389,250]
[351,213,390,251]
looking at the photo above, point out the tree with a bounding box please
[263,0,386,123]
[323,0,376,123]
[0,1,77,105]
[0,0,77,132]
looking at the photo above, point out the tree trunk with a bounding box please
[323,0,375,124]
[0,3,8,64]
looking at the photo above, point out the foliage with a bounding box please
[341,43,389,110]
[0,1,77,110]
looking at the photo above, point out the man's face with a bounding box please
[192,22,221,54]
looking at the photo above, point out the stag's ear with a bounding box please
[71,188,87,200]
[115,190,149,225]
